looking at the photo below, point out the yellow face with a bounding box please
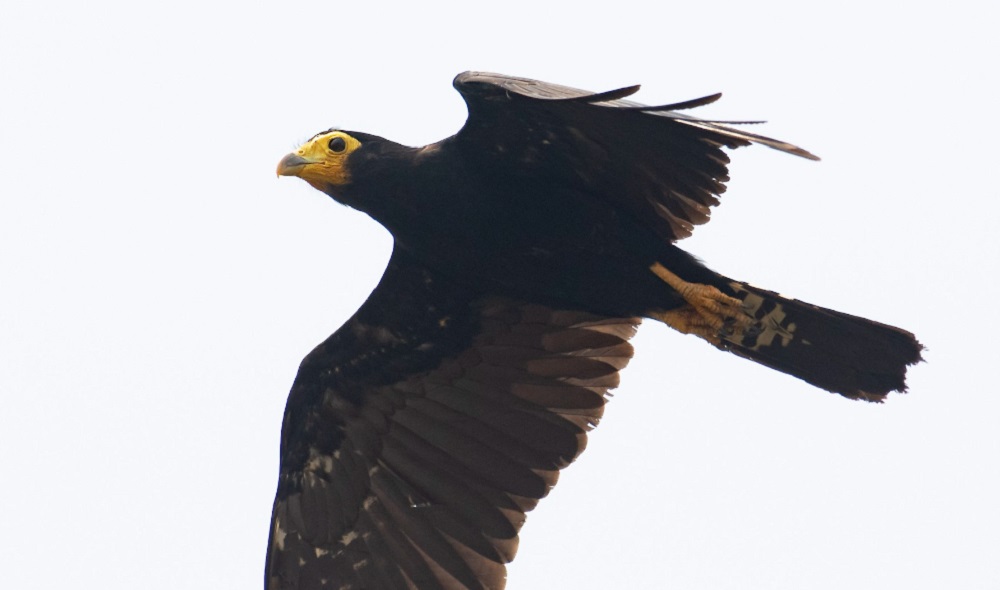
[276,130,363,189]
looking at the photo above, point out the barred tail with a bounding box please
[720,280,923,402]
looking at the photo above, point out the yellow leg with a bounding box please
[648,262,755,346]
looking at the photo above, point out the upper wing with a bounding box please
[266,246,639,590]
[452,71,818,242]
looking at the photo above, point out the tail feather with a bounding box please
[720,280,923,401]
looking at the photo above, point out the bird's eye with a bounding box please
[328,137,347,152]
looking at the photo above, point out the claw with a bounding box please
[649,261,761,346]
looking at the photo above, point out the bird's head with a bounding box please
[276,130,365,195]
[276,129,420,219]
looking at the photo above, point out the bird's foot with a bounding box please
[649,262,755,346]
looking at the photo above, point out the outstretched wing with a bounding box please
[266,246,639,590]
[452,71,818,242]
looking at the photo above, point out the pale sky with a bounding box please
[2,2,997,589]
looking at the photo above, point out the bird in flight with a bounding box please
[269,72,922,589]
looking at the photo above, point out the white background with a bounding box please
[2,1,997,588]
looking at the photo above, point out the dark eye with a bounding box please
[328,136,347,152]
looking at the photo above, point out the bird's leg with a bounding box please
[648,262,755,347]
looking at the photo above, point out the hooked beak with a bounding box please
[276,153,315,177]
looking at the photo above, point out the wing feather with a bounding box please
[452,71,818,242]
[265,247,639,589]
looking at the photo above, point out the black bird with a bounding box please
[268,72,922,589]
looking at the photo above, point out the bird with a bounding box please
[267,71,922,590]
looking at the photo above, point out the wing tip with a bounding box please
[676,118,821,161]
[784,145,822,161]
[637,92,723,112]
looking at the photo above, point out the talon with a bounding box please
[649,261,757,345]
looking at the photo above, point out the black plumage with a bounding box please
[267,72,922,589]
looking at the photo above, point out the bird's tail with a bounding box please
[718,280,923,401]
[649,263,923,401]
